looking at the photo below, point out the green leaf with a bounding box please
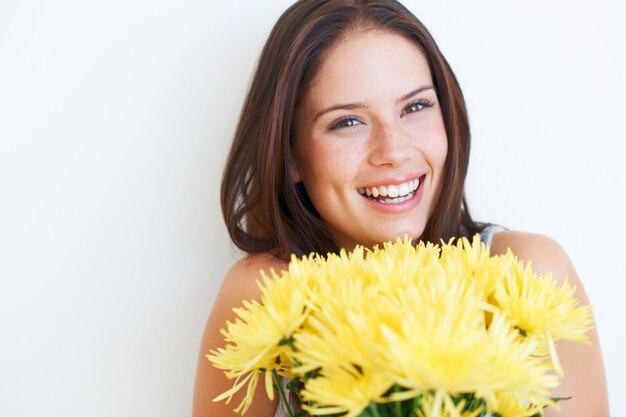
[551,396,572,403]
[286,377,301,392]
[279,337,297,351]
[303,368,321,382]
[357,409,372,417]
[410,395,423,415]
[376,403,390,417]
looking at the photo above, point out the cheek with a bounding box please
[298,138,362,185]
[435,134,448,167]
[420,119,448,168]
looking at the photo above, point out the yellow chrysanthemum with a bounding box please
[207,270,309,414]
[379,277,488,392]
[439,235,517,301]
[292,237,558,415]
[369,238,444,292]
[438,236,489,281]
[379,280,556,414]
[492,257,594,374]
[479,313,558,407]
[489,392,549,417]
[293,279,382,374]
[210,236,592,416]
[301,367,393,417]
[293,239,444,376]
[416,391,484,417]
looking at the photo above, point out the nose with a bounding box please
[367,121,412,167]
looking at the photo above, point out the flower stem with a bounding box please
[412,396,421,415]
[272,369,295,417]
[392,386,402,417]
[368,403,381,417]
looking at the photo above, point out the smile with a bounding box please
[357,176,423,205]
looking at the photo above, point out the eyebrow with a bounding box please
[312,85,435,122]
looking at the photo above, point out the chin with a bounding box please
[391,224,426,241]
[365,228,425,248]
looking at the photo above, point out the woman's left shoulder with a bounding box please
[490,230,580,288]
[491,230,609,416]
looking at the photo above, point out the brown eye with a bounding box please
[403,99,433,115]
[329,116,362,130]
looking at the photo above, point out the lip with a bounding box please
[358,174,427,213]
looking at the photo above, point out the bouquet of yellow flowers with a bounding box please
[208,236,593,417]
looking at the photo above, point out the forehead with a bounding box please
[304,30,433,106]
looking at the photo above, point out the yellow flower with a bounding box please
[369,238,443,292]
[379,278,485,392]
[489,392,548,417]
[293,253,402,375]
[301,367,393,417]
[416,391,484,417]
[207,269,309,414]
[209,236,591,416]
[480,313,558,408]
[379,277,556,415]
[438,235,490,281]
[293,280,381,374]
[492,258,594,374]
[293,237,557,416]
[439,235,515,300]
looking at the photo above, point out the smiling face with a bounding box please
[291,30,448,250]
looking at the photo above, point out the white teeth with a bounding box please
[361,177,420,201]
[379,192,414,204]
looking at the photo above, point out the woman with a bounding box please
[193,1,608,416]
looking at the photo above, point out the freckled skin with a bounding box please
[292,30,448,251]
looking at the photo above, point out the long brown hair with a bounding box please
[221,0,485,258]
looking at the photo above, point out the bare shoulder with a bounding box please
[490,229,561,257]
[491,230,581,291]
[491,230,609,416]
[192,251,288,417]
[219,252,290,304]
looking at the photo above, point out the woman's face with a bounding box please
[292,30,448,250]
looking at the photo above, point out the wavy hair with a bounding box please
[221,0,485,257]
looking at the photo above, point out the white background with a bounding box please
[1,1,624,416]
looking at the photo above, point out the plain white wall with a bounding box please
[0,1,624,416]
